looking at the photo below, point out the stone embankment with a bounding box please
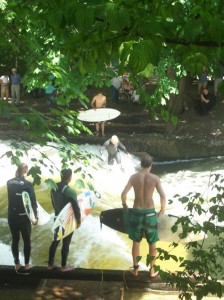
[0,96,224,161]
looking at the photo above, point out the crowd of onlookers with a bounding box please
[195,63,224,116]
[0,68,21,105]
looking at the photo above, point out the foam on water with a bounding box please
[0,141,224,267]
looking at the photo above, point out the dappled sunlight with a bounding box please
[211,128,222,136]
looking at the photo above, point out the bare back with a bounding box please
[122,169,165,210]
[91,93,106,109]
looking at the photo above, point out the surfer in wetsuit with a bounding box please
[121,154,166,278]
[90,92,106,137]
[48,168,81,272]
[7,163,38,273]
[100,135,130,166]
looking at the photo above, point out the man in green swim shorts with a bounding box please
[121,154,166,277]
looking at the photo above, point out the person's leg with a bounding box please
[101,122,105,137]
[11,85,15,102]
[20,217,32,267]
[202,82,207,90]
[96,122,100,136]
[115,152,121,165]
[48,239,60,269]
[129,241,141,276]
[108,155,114,165]
[15,85,20,104]
[1,86,4,99]
[148,243,158,277]
[61,232,74,271]
[8,220,21,267]
[111,86,118,103]
[6,86,9,101]
[198,82,202,95]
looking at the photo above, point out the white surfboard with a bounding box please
[52,190,101,241]
[22,191,51,226]
[77,108,120,122]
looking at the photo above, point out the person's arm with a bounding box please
[118,141,129,154]
[28,183,38,225]
[103,96,106,107]
[201,94,209,103]
[121,177,133,209]
[91,97,96,109]
[155,178,166,217]
[100,140,109,155]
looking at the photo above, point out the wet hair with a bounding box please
[61,168,72,181]
[141,154,153,168]
[16,163,28,177]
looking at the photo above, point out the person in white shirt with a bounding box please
[0,74,10,101]
[111,76,122,104]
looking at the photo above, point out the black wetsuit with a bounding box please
[48,181,81,267]
[195,93,216,116]
[7,176,38,265]
[101,139,128,165]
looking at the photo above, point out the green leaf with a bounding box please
[45,178,57,190]
[75,5,94,32]
[129,40,159,73]
[75,179,85,189]
[136,256,142,263]
[183,20,202,42]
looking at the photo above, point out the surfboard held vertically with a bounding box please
[52,190,101,241]
[22,191,51,226]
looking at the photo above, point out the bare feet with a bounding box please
[150,268,159,278]
[24,264,33,271]
[60,266,74,272]
[129,265,139,277]
[47,264,58,271]
[15,264,23,271]
[15,264,31,275]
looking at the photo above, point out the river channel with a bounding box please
[0,141,223,275]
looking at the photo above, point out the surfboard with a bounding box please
[100,208,206,243]
[22,191,51,226]
[77,108,120,122]
[52,190,101,241]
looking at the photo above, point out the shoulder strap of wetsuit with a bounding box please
[61,184,69,195]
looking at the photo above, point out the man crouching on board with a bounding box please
[91,92,106,137]
[121,154,166,277]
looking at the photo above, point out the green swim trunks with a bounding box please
[125,208,158,244]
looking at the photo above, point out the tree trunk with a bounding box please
[168,75,193,115]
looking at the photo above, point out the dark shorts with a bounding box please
[128,208,158,244]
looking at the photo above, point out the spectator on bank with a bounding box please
[195,88,216,116]
[0,73,10,101]
[10,68,21,105]
[197,66,208,95]
[91,92,107,137]
[111,76,122,104]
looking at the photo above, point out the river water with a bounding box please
[0,140,223,274]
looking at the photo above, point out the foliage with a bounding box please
[159,173,224,299]
[136,173,224,299]
[0,1,224,298]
